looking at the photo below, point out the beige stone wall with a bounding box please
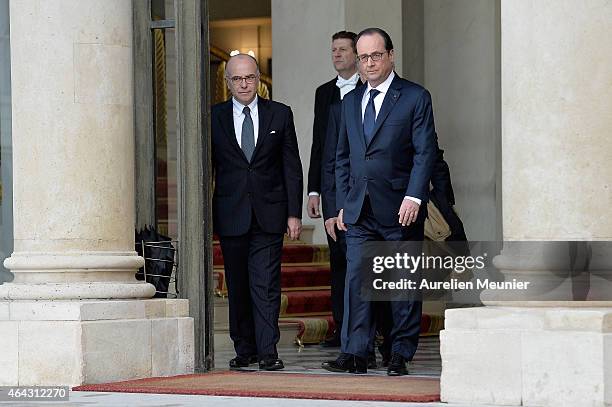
[423,0,501,241]
[502,0,612,240]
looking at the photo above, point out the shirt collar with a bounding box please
[336,72,359,87]
[365,71,395,97]
[232,95,258,116]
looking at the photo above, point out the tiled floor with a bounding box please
[214,335,442,377]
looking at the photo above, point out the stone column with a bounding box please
[0,0,193,386]
[1,0,152,300]
[441,1,612,406]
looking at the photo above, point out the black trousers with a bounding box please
[219,215,284,359]
[327,229,347,336]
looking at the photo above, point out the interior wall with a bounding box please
[209,0,271,21]
[402,0,424,85]
[344,0,403,76]
[423,0,501,241]
[210,19,272,76]
[272,0,345,244]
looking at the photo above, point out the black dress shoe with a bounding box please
[381,354,391,368]
[259,358,284,371]
[322,353,367,374]
[387,353,408,376]
[229,355,258,370]
[378,341,392,367]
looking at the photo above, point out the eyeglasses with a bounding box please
[357,51,388,63]
[227,74,258,85]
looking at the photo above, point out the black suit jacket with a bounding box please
[211,97,303,236]
[308,78,340,193]
[321,101,342,220]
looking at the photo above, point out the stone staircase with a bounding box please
[213,242,333,350]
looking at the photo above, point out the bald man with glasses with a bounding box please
[211,54,303,371]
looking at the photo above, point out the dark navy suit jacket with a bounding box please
[211,97,303,236]
[335,74,439,227]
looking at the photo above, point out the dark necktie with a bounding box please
[363,89,380,145]
[241,106,255,161]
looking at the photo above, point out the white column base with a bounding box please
[441,306,612,406]
[0,299,194,387]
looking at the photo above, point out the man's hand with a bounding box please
[398,199,420,226]
[336,209,347,231]
[324,217,337,241]
[306,195,321,218]
[286,217,302,240]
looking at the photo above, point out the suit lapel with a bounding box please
[219,100,249,163]
[252,97,273,161]
[367,74,402,148]
[329,80,340,105]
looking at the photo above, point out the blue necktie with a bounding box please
[241,106,255,161]
[363,89,380,145]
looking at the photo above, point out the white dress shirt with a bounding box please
[360,71,421,206]
[232,95,259,148]
[336,72,360,100]
[361,70,395,120]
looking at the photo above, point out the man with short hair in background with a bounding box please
[307,31,360,347]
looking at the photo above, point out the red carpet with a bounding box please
[213,243,328,266]
[73,371,440,402]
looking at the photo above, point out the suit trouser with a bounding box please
[341,197,424,360]
[330,231,392,354]
[327,229,347,336]
[219,215,284,359]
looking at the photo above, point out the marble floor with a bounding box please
[214,335,442,377]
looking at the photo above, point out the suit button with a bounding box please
[365,155,371,160]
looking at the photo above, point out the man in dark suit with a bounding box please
[322,28,440,376]
[211,54,303,371]
[307,31,359,347]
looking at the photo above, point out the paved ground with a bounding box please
[1,392,482,407]
[0,338,466,407]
